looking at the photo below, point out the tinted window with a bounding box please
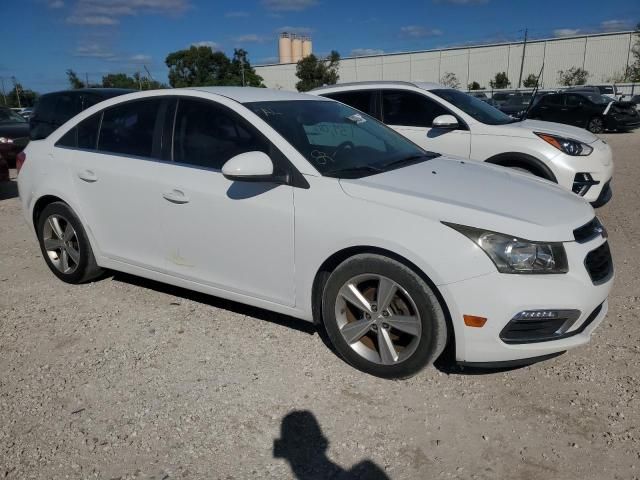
[324,91,378,118]
[98,99,161,158]
[173,98,269,170]
[542,94,563,106]
[430,89,515,125]
[56,113,102,149]
[52,94,79,125]
[566,94,585,107]
[382,90,449,127]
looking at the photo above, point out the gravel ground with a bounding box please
[1,130,639,480]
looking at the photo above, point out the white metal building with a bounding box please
[255,31,637,91]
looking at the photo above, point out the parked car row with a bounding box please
[17,84,614,378]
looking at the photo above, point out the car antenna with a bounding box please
[522,63,544,120]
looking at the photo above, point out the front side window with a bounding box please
[0,108,27,123]
[430,89,517,125]
[173,98,269,170]
[382,90,450,127]
[246,100,436,178]
[98,99,162,157]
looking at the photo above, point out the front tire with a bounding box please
[321,254,447,379]
[587,116,604,134]
[36,202,103,284]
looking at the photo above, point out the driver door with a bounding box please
[381,89,471,158]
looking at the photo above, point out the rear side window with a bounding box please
[56,113,102,149]
[52,94,79,125]
[324,91,378,119]
[382,90,449,127]
[566,94,585,107]
[173,98,269,170]
[98,99,162,158]
[542,94,563,106]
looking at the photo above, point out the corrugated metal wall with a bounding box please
[256,31,636,91]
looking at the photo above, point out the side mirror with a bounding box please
[222,151,276,183]
[432,114,459,129]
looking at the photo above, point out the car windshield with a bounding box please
[245,100,438,178]
[0,109,27,124]
[430,89,517,125]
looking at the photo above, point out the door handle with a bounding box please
[162,189,190,204]
[77,170,98,182]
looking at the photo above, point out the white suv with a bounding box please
[312,81,614,207]
[17,88,613,378]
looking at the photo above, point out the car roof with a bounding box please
[311,81,445,93]
[40,88,135,98]
[187,86,327,103]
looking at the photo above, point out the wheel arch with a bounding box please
[311,245,455,353]
[32,194,67,228]
[485,152,558,182]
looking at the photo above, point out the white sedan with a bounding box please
[17,87,613,378]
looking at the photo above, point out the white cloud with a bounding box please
[190,41,219,50]
[600,19,632,31]
[233,34,269,43]
[74,43,116,58]
[225,11,249,17]
[262,0,317,11]
[400,26,443,38]
[66,0,189,25]
[129,54,152,63]
[47,0,65,8]
[350,48,384,57]
[553,28,580,37]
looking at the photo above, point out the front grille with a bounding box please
[573,217,607,243]
[584,242,613,284]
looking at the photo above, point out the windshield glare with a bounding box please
[431,89,517,125]
[0,109,27,124]
[246,100,436,178]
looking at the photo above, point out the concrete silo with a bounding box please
[302,36,312,58]
[278,33,292,64]
[291,35,303,63]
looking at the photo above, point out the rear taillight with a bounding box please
[16,151,26,174]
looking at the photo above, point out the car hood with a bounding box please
[339,157,593,242]
[0,122,30,139]
[499,119,598,144]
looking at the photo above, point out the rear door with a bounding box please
[381,89,471,158]
[531,93,564,122]
[564,94,590,128]
[59,97,171,271]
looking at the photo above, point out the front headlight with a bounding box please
[444,223,568,274]
[535,132,593,156]
[0,137,14,144]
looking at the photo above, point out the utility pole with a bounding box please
[85,72,89,88]
[240,55,246,87]
[0,77,6,106]
[11,76,21,108]
[518,28,528,89]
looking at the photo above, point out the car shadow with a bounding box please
[274,410,391,479]
[110,272,317,336]
[0,179,18,201]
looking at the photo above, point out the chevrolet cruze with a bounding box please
[17,88,614,378]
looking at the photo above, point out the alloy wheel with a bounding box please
[334,274,422,365]
[42,214,81,274]
[589,117,604,133]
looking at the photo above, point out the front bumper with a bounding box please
[605,114,640,131]
[439,236,613,364]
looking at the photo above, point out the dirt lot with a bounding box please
[1,131,639,480]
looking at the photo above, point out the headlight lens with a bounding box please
[444,223,568,274]
[535,132,593,156]
[0,137,14,144]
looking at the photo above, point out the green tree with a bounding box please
[467,81,483,90]
[557,67,589,86]
[102,72,165,90]
[228,49,265,87]
[295,51,340,92]
[522,73,539,88]
[623,23,640,82]
[440,72,460,89]
[6,83,38,108]
[66,69,86,89]
[166,45,231,87]
[489,72,511,89]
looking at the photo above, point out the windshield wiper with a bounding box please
[323,165,384,178]
[380,153,436,170]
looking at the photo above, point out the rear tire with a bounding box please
[321,254,447,379]
[36,202,103,284]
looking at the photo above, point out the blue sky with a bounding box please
[3,0,639,93]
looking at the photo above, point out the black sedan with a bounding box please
[528,91,640,133]
[0,107,29,168]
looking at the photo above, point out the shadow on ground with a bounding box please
[0,179,18,201]
[274,410,390,480]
